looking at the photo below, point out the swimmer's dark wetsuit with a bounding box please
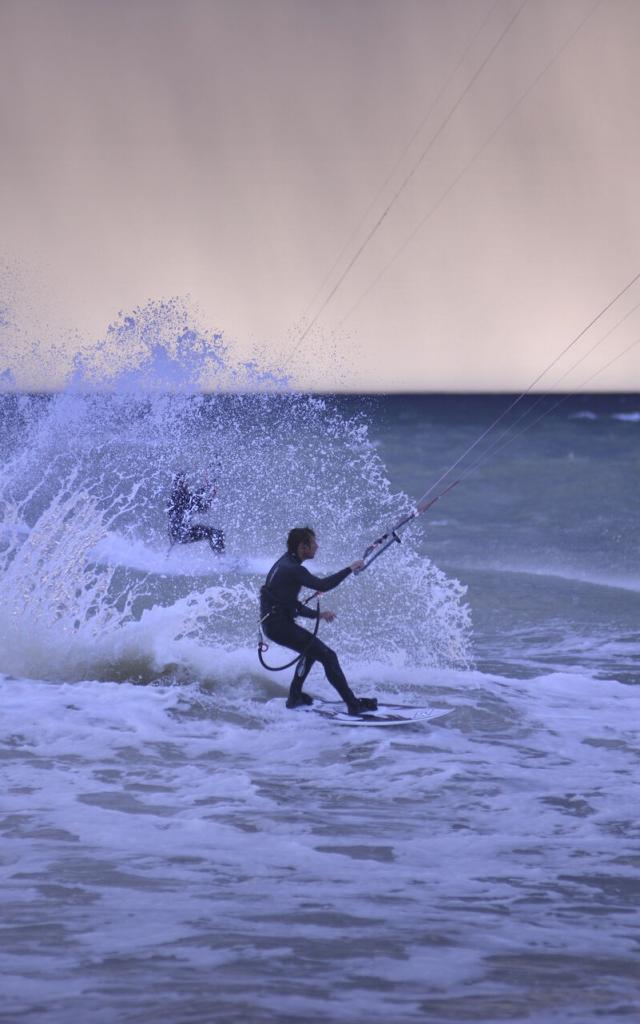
[167,478,225,553]
[260,552,359,710]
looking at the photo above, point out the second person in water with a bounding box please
[167,472,225,554]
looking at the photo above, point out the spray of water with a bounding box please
[0,297,471,685]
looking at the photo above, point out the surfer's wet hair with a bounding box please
[287,527,315,554]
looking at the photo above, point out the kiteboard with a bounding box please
[268,697,452,727]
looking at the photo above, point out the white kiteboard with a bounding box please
[268,698,452,727]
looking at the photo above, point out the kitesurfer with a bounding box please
[260,527,377,715]
[167,472,225,553]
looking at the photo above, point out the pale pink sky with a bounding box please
[1,0,640,390]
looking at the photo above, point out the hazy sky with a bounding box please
[2,0,640,390]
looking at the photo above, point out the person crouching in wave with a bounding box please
[260,526,377,715]
[167,472,225,553]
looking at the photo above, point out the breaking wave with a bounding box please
[0,297,471,684]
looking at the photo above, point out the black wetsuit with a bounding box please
[167,479,225,553]
[260,552,357,707]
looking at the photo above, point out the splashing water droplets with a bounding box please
[0,299,471,684]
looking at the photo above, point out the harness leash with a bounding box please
[257,594,321,672]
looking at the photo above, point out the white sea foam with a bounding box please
[1,666,638,1021]
[474,560,640,594]
[612,410,640,421]
[90,531,273,577]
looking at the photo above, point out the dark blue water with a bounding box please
[370,393,640,683]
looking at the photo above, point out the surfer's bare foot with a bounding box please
[347,697,378,715]
[286,693,313,709]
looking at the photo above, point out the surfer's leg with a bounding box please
[287,652,315,707]
[191,524,225,552]
[302,636,360,708]
[174,525,202,545]
[179,524,225,552]
[186,524,209,544]
[303,637,377,713]
[264,621,323,708]
[264,622,374,711]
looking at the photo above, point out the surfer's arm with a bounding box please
[289,566,351,619]
[296,601,319,619]
[297,565,352,592]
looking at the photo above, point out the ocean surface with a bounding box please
[1,371,639,1022]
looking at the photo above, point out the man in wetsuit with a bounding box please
[260,526,377,715]
[167,472,225,553]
